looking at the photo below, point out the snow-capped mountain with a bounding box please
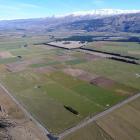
[57,9,140,17]
[0,9,140,34]
[58,12,140,33]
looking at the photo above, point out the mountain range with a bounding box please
[57,13,140,33]
[0,9,140,33]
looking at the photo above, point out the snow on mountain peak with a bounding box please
[57,9,140,17]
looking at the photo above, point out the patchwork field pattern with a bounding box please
[0,36,140,135]
[63,96,140,140]
[86,41,140,59]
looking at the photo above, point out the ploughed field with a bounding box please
[0,35,140,134]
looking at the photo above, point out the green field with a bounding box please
[0,36,140,135]
[63,96,140,140]
[74,59,140,90]
[0,70,127,134]
[86,41,140,58]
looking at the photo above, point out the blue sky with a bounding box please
[0,0,140,20]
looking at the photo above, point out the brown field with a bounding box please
[63,68,98,82]
[0,64,7,73]
[63,68,85,77]
[90,76,137,96]
[90,77,116,88]
[0,51,13,58]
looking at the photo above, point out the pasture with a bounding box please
[0,70,127,134]
[62,96,140,140]
[0,35,139,135]
[74,59,140,90]
[86,41,140,59]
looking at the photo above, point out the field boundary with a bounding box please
[0,81,51,139]
[59,93,140,139]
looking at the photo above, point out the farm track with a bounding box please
[59,93,140,139]
[0,82,51,140]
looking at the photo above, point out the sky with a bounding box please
[0,0,140,20]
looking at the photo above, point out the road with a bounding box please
[1,80,140,140]
[0,82,50,139]
[59,93,140,139]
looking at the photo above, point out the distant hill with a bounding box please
[57,13,140,33]
[0,10,140,33]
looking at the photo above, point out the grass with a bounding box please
[0,36,140,136]
[86,41,140,58]
[75,59,140,90]
[0,57,22,64]
[97,96,140,140]
[65,59,87,65]
[0,70,127,134]
[0,71,102,134]
[63,122,112,140]
[63,96,140,140]
[31,61,59,68]
[47,72,127,106]
[72,83,127,106]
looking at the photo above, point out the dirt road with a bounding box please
[0,81,50,140]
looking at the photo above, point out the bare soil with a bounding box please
[90,76,115,88]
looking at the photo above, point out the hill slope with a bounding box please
[58,13,140,33]
[0,12,140,33]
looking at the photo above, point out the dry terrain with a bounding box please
[0,86,48,140]
[48,41,86,49]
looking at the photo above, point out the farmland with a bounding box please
[0,78,49,140]
[85,41,140,59]
[0,35,140,136]
[48,41,86,49]
[74,59,140,90]
[62,96,140,140]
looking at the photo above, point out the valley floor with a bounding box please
[0,34,139,139]
[62,94,140,140]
